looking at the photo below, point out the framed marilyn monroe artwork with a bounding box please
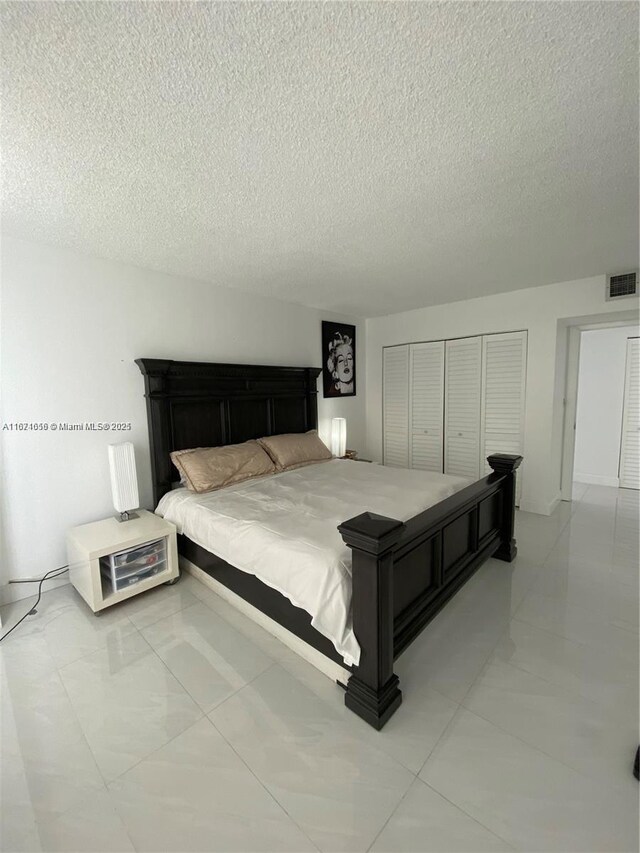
[322,321,356,398]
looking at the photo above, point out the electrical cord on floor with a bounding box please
[0,566,69,643]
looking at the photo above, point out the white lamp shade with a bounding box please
[331,418,347,458]
[108,442,139,513]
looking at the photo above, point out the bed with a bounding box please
[137,358,522,729]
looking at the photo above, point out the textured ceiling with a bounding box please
[1,2,638,317]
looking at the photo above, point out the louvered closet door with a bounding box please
[619,337,639,490]
[383,345,409,467]
[444,337,482,479]
[480,331,527,502]
[409,342,444,471]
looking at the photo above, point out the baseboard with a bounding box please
[573,473,620,488]
[518,492,562,516]
[0,575,70,607]
[180,556,351,685]
[547,492,562,515]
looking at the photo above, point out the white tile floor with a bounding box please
[1,484,638,852]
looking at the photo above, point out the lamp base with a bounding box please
[115,510,139,523]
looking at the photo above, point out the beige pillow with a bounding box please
[171,440,275,493]
[257,430,332,471]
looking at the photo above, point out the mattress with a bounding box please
[156,459,470,666]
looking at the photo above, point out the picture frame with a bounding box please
[322,321,356,398]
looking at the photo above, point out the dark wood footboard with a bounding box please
[338,453,522,730]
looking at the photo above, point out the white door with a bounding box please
[619,337,639,490]
[444,337,482,479]
[409,341,445,471]
[383,345,409,467]
[480,331,527,503]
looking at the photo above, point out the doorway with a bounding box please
[561,322,639,499]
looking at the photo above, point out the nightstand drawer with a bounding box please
[99,537,168,592]
[101,559,164,592]
[105,537,166,572]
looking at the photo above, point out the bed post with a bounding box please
[487,453,523,562]
[338,512,406,730]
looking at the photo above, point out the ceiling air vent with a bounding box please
[606,271,637,300]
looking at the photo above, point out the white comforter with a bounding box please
[156,460,469,666]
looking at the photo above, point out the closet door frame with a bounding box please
[619,336,639,490]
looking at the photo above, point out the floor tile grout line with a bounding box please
[123,585,202,633]
[508,611,638,657]
[543,536,638,568]
[363,773,420,853]
[50,619,142,673]
[55,623,202,786]
[208,717,321,853]
[34,785,137,853]
[410,552,552,782]
[413,693,468,780]
[205,664,324,853]
[418,777,519,852]
[481,608,638,710]
[0,583,140,669]
[1,582,159,852]
[512,584,640,640]
[1,680,107,837]
[95,714,243,853]
[460,652,598,711]
[204,658,434,852]
[475,492,638,695]
[184,570,459,782]
[541,558,638,592]
[136,590,284,717]
[524,566,637,596]
[537,502,577,560]
[112,622,214,780]
[0,579,78,627]
[455,671,637,796]
[103,708,209,794]
[447,570,535,708]
[53,672,111,789]
[544,500,635,542]
[485,619,637,707]
[393,545,549,785]
[23,655,138,848]
[406,702,523,852]
[416,695,635,849]
[59,624,208,790]
[144,576,288,663]
[181,574,301,655]
[55,616,153,678]
[202,653,281,715]
[520,489,638,585]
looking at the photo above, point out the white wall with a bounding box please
[573,326,639,487]
[366,276,639,515]
[0,237,366,602]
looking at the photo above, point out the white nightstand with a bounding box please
[67,510,179,614]
[343,451,373,463]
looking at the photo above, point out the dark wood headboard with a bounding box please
[136,359,322,506]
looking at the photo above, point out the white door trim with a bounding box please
[560,326,582,501]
